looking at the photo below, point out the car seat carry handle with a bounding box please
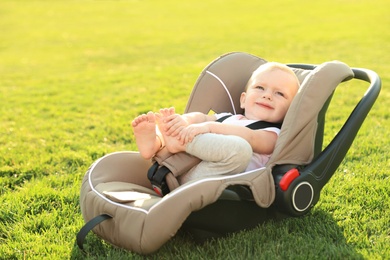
[273,67,381,217]
[304,67,381,185]
[280,65,381,187]
[76,214,112,252]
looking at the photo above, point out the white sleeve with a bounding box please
[262,127,281,136]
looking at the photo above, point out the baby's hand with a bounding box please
[179,123,210,144]
[158,107,188,137]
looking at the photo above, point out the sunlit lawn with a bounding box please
[0,0,389,259]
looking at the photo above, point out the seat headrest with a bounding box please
[269,61,354,166]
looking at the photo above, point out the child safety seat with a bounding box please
[77,52,381,255]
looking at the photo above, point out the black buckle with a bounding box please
[147,162,171,196]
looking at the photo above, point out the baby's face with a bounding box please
[240,69,298,123]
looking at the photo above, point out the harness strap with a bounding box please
[148,162,173,196]
[217,114,282,129]
[76,214,112,252]
[216,115,232,122]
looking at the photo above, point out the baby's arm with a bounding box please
[179,122,278,155]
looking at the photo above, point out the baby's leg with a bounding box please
[131,111,161,159]
[179,134,253,184]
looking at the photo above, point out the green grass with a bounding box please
[0,0,389,259]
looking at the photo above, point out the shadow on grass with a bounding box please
[247,209,364,259]
[70,233,143,260]
[69,205,362,259]
[178,203,363,258]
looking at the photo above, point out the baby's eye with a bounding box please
[255,86,264,90]
[275,91,285,97]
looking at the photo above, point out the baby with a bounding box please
[132,62,299,183]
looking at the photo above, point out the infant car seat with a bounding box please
[77,52,381,254]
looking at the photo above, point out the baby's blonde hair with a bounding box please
[245,62,300,91]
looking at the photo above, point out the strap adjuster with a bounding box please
[147,162,171,196]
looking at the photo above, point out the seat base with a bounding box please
[182,191,290,241]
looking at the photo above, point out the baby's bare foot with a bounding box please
[158,107,175,132]
[131,112,160,159]
[156,108,186,154]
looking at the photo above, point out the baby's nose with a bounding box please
[262,92,272,100]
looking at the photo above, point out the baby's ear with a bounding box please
[239,92,246,109]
